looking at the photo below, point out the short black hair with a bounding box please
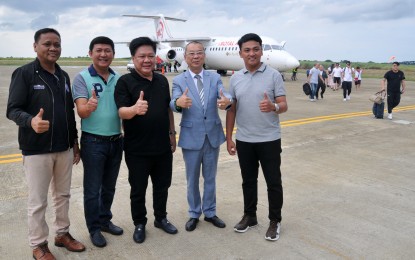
[34,28,60,43]
[237,33,262,49]
[393,61,400,66]
[89,36,115,52]
[185,41,204,54]
[129,37,156,56]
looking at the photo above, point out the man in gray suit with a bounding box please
[170,41,232,231]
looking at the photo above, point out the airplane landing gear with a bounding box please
[217,70,227,76]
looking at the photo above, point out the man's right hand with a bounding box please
[176,88,192,109]
[227,140,237,156]
[31,108,50,133]
[87,88,98,112]
[133,91,148,115]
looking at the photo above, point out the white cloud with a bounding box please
[0,1,413,62]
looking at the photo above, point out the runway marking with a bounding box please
[0,154,22,164]
[228,104,415,134]
[1,105,414,165]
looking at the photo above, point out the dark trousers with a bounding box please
[316,80,326,98]
[81,134,123,234]
[387,92,401,113]
[236,139,283,222]
[125,152,173,226]
[342,81,352,98]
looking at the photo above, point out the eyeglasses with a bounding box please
[186,51,204,57]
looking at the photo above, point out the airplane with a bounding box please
[121,14,300,77]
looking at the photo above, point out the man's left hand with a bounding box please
[217,90,232,110]
[73,143,80,165]
[259,92,274,112]
[170,134,176,153]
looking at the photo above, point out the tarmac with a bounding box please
[1,65,415,259]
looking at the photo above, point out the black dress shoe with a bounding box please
[101,222,123,236]
[204,216,226,228]
[185,218,199,232]
[154,218,178,234]
[133,224,146,243]
[90,231,107,247]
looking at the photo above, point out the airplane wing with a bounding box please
[114,41,130,46]
[115,37,212,48]
[159,37,212,47]
[122,15,187,22]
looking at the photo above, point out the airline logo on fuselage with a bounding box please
[156,21,164,40]
[217,41,236,46]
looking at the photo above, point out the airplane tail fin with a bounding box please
[122,14,186,41]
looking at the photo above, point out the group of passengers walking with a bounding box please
[306,61,405,118]
[7,28,287,260]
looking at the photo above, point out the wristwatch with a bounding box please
[274,103,280,112]
[174,98,182,111]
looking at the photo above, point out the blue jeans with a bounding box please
[80,132,123,234]
[310,83,318,99]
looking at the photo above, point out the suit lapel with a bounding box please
[202,71,211,112]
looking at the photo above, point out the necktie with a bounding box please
[194,74,204,106]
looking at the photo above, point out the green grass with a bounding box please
[0,57,131,67]
[1,58,413,81]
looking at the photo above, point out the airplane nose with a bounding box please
[287,56,300,69]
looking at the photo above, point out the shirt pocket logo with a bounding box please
[33,84,45,90]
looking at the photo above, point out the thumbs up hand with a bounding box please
[217,89,232,110]
[176,88,192,109]
[87,88,98,112]
[259,92,273,112]
[31,108,50,133]
[134,91,148,115]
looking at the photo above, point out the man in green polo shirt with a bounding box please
[72,36,123,248]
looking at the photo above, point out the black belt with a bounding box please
[82,132,122,141]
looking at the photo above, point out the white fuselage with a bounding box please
[157,36,299,73]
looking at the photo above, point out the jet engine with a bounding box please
[166,49,176,61]
[158,48,177,62]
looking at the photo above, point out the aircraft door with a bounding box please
[262,44,272,66]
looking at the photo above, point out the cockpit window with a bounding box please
[263,44,272,51]
[272,45,283,50]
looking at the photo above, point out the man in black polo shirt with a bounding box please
[114,37,177,244]
[381,61,406,120]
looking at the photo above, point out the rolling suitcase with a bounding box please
[372,101,385,119]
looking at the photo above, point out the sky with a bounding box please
[0,0,414,63]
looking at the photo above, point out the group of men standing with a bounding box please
[7,28,287,260]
